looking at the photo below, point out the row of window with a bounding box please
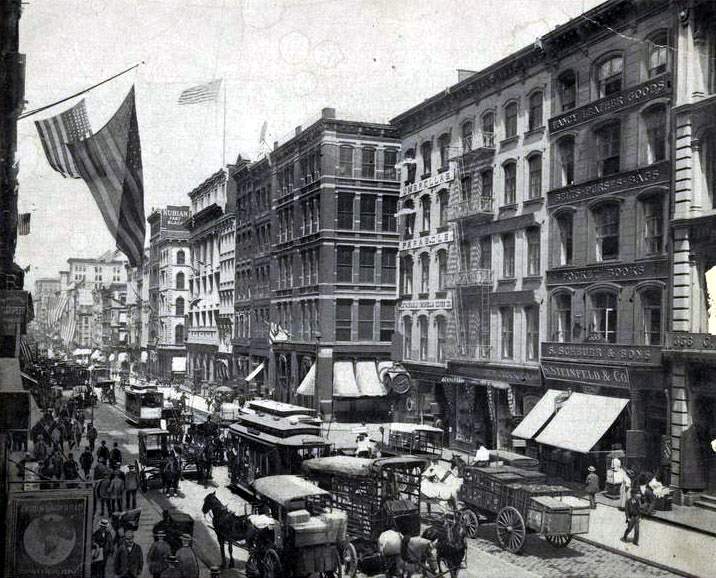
[236,307,270,339]
[336,193,398,232]
[338,146,399,180]
[337,247,397,285]
[335,300,395,342]
[275,300,321,341]
[276,249,320,290]
[237,264,270,300]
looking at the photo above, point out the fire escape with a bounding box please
[447,131,496,360]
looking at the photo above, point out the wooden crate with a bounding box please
[526,496,571,534]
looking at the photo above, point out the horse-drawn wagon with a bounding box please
[458,464,590,553]
[377,423,444,459]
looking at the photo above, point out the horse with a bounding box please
[378,529,439,578]
[422,511,468,578]
[201,491,253,569]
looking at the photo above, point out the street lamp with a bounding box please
[313,330,322,415]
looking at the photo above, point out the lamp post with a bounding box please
[313,330,321,415]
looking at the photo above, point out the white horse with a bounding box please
[378,529,439,578]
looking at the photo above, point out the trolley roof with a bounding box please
[253,475,329,506]
[228,421,330,448]
[138,428,170,437]
[388,422,443,434]
[233,413,322,436]
[302,455,427,478]
[246,399,317,416]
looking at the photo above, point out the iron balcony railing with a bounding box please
[444,268,493,288]
[448,196,494,221]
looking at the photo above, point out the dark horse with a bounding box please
[201,491,252,569]
[421,511,467,578]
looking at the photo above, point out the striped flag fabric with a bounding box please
[60,297,76,346]
[18,212,31,235]
[19,337,34,365]
[34,99,92,178]
[67,87,146,267]
[49,290,71,327]
[177,79,222,105]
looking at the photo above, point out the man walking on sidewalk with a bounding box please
[80,446,94,479]
[585,465,600,509]
[87,422,98,452]
[621,487,642,546]
[114,530,143,578]
[175,533,199,578]
[147,531,171,578]
[125,464,139,509]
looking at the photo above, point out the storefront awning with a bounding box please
[355,361,387,397]
[333,361,360,397]
[73,348,91,356]
[296,363,316,396]
[172,356,186,373]
[245,362,265,383]
[535,392,629,454]
[511,389,564,440]
[141,351,148,363]
[117,352,129,364]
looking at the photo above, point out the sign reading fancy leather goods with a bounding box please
[542,361,630,388]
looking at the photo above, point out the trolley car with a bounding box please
[243,399,319,424]
[378,422,444,459]
[125,384,164,427]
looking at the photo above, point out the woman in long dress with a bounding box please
[619,467,632,511]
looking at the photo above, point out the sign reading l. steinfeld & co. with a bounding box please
[547,161,670,207]
[399,299,452,311]
[399,229,453,251]
[541,360,630,389]
[400,168,455,198]
[7,490,93,578]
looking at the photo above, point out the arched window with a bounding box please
[438,189,448,227]
[503,161,517,205]
[526,227,541,276]
[176,250,185,265]
[589,290,618,343]
[641,194,664,255]
[551,293,572,342]
[642,104,667,164]
[481,169,494,199]
[595,121,621,176]
[555,212,574,266]
[593,203,620,261]
[418,316,428,361]
[403,316,413,359]
[504,102,518,139]
[438,133,451,171]
[481,112,495,147]
[176,272,185,290]
[641,288,663,345]
[528,153,542,199]
[421,141,432,176]
[421,194,431,232]
[528,91,543,131]
[420,252,430,293]
[647,30,670,78]
[401,256,414,296]
[557,136,575,186]
[175,324,184,344]
[175,297,185,316]
[558,70,577,111]
[436,316,447,363]
[402,199,415,240]
[437,250,448,290]
[461,121,473,152]
[405,148,416,184]
[596,55,623,97]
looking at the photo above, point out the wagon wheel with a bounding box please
[495,506,526,553]
[546,534,573,548]
[340,542,358,578]
[460,508,480,539]
[261,548,282,578]
[319,548,345,577]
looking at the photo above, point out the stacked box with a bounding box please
[287,509,311,526]
[320,511,348,543]
[292,517,329,547]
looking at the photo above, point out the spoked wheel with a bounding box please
[495,506,526,553]
[262,548,282,578]
[460,508,480,539]
[319,548,345,577]
[546,534,573,548]
[340,542,358,578]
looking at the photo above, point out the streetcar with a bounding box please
[226,412,332,499]
[89,364,112,386]
[125,383,164,427]
[242,399,320,425]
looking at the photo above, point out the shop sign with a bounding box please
[448,363,542,386]
[665,332,716,352]
[399,299,452,311]
[547,259,668,285]
[541,342,661,366]
[161,205,191,230]
[549,73,671,133]
[0,290,29,334]
[547,161,670,207]
[399,229,453,251]
[400,168,455,197]
[541,360,630,388]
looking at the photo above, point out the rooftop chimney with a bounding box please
[322,107,336,119]
[295,126,302,136]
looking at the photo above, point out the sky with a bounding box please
[16,0,603,286]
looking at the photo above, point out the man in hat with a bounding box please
[585,465,600,509]
[63,452,80,487]
[98,473,113,516]
[621,487,642,546]
[97,440,110,462]
[175,533,199,578]
[80,445,94,479]
[114,529,143,578]
[159,554,182,578]
[109,470,125,513]
[125,463,139,509]
[110,442,123,469]
[147,531,171,578]
[92,519,114,578]
[87,422,98,452]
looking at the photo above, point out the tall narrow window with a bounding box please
[421,194,431,232]
[642,196,664,255]
[597,55,623,97]
[362,147,376,178]
[594,203,620,261]
[528,154,542,199]
[559,70,577,111]
[382,196,397,232]
[403,317,412,358]
[643,104,667,164]
[482,112,495,147]
[504,102,518,139]
[501,308,514,359]
[436,317,447,363]
[557,136,575,186]
[337,246,353,282]
[420,252,430,294]
[642,289,662,345]
[419,316,428,361]
[401,256,414,296]
[335,300,352,341]
[358,301,374,340]
[591,291,618,343]
[502,233,515,278]
[439,133,451,171]
[479,236,492,270]
[175,324,184,344]
[461,241,472,271]
[380,301,394,341]
[402,199,415,240]
[176,250,186,265]
[405,148,416,183]
[596,121,621,176]
[481,169,494,198]
[381,249,397,284]
[339,146,353,177]
[647,30,669,78]
[359,248,376,283]
[360,195,376,230]
[384,149,398,180]
[337,193,354,229]
[175,297,185,316]
[552,293,572,342]
[556,213,573,266]
[438,190,448,228]
[462,121,473,152]
[527,227,541,276]
[461,173,472,201]
[503,162,517,205]
[437,250,448,290]
[528,92,543,131]
[176,272,185,290]
[421,141,432,175]
[525,306,539,361]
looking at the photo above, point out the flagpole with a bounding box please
[222,81,227,167]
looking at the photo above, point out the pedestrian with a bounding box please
[621,487,642,546]
[109,470,125,513]
[159,555,182,578]
[63,452,80,486]
[33,436,48,463]
[50,424,62,451]
[91,540,105,578]
[619,467,633,511]
[87,422,98,452]
[125,463,139,509]
[147,531,171,578]
[94,457,109,481]
[175,533,199,578]
[98,474,113,516]
[110,442,123,469]
[73,419,83,449]
[97,440,110,462]
[114,530,143,578]
[15,453,29,479]
[93,519,114,578]
[80,446,94,479]
[585,465,600,509]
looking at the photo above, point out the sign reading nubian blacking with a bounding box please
[7,491,92,578]
[161,205,191,230]
[541,360,630,389]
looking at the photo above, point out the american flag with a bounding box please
[67,87,146,268]
[177,79,222,105]
[59,295,76,346]
[34,99,92,178]
[18,212,31,235]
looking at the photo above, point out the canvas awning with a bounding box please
[141,351,148,363]
[333,361,360,397]
[73,348,91,356]
[511,389,564,440]
[172,356,186,373]
[117,352,129,364]
[245,362,265,383]
[535,392,629,454]
[296,363,316,396]
[355,361,387,397]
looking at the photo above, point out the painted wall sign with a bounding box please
[541,341,662,366]
[547,161,670,207]
[399,299,453,311]
[665,332,716,352]
[542,360,630,388]
[0,290,29,334]
[399,229,453,251]
[546,259,669,285]
[549,74,671,133]
[162,206,191,230]
[448,362,542,386]
[400,168,455,197]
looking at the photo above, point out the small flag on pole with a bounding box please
[34,99,92,178]
[177,79,222,105]
[18,213,31,235]
[23,264,31,273]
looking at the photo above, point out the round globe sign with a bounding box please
[391,373,411,395]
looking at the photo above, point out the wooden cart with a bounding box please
[458,464,590,553]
